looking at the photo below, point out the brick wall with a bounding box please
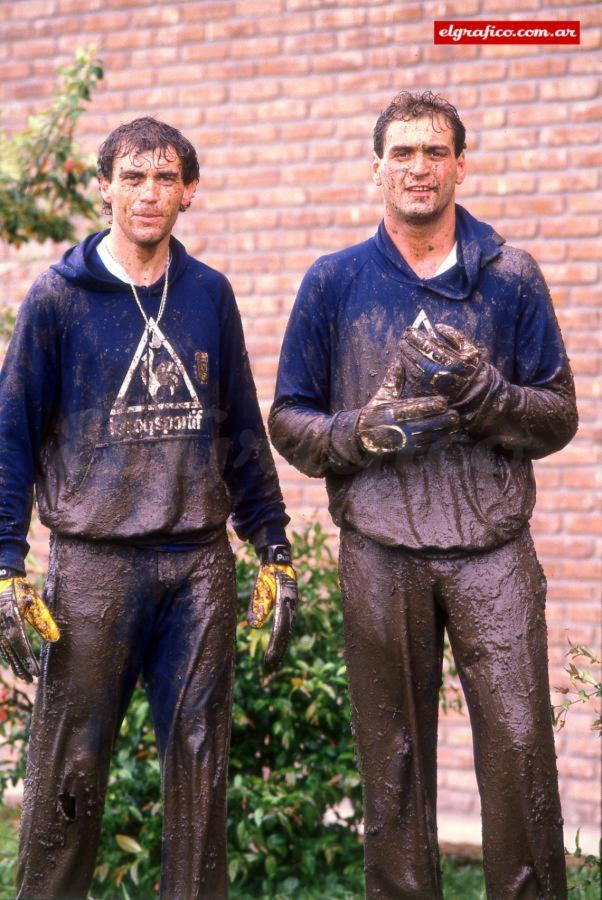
[1,0,600,840]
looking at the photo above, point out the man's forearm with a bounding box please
[454,363,578,459]
[268,404,366,477]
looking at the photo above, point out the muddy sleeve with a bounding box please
[453,256,578,459]
[0,282,60,570]
[217,282,289,550]
[268,265,366,478]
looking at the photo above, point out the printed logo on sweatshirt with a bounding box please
[108,320,203,442]
[412,309,435,334]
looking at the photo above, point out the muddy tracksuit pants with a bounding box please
[339,525,567,900]
[17,530,237,900]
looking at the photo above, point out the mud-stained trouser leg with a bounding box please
[16,537,154,899]
[339,528,445,899]
[442,528,567,900]
[143,537,237,900]
[17,532,237,900]
[339,526,567,900]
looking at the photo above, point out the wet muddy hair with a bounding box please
[373,90,466,159]
[97,117,200,213]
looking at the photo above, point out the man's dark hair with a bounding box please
[373,90,466,158]
[97,117,200,214]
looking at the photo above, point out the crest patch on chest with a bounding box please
[195,351,209,384]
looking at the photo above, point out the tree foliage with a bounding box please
[0,47,103,247]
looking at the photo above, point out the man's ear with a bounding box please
[98,177,112,206]
[181,179,198,210]
[455,151,466,186]
[372,152,383,186]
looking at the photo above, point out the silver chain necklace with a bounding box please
[105,242,171,349]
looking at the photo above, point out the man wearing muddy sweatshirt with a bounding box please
[0,118,297,899]
[270,91,577,899]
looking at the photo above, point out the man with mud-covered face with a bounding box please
[0,117,297,899]
[270,91,576,899]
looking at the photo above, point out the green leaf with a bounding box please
[115,834,143,854]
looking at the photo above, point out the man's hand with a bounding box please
[402,323,480,399]
[357,395,460,454]
[355,350,460,455]
[0,576,60,683]
[247,546,297,672]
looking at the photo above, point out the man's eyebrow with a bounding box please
[117,167,180,177]
[388,142,451,152]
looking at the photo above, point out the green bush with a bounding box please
[0,47,102,248]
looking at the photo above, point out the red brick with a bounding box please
[450,61,506,84]
[480,0,539,8]
[422,44,471,64]
[565,514,602,535]
[281,164,333,185]
[567,601,602,622]
[540,171,599,193]
[310,50,366,72]
[367,3,422,24]
[541,220,599,239]
[508,104,570,127]
[467,108,506,129]
[573,100,602,122]
[540,125,599,146]
[425,0,480,13]
[339,27,396,50]
[0,61,32,80]
[257,12,312,34]
[231,36,281,58]
[314,7,366,28]
[503,197,564,217]
[205,19,257,40]
[310,95,365,118]
[568,191,602,214]
[478,173,536,195]
[569,55,602,75]
[537,490,597,512]
[508,149,568,172]
[569,241,602,262]
[481,83,537,105]
[536,536,596,559]
[481,129,538,151]
[285,74,336,97]
[540,78,599,101]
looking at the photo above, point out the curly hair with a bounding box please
[97,117,200,214]
[373,91,466,158]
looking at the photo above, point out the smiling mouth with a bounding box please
[407,186,436,193]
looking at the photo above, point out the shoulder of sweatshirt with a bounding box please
[303,235,375,292]
[183,254,240,321]
[485,243,546,286]
[484,244,556,318]
[19,266,79,328]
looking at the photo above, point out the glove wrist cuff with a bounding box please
[0,567,23,580]
[260,544,292,566]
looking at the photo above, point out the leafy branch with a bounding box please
[553,640,601,733]
[0,47,103,247]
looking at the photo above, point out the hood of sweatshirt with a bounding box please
[51,229,191,294]
[371,204,505,301]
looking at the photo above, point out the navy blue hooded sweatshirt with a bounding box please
[0,231,289,571]
[269,206,577,552]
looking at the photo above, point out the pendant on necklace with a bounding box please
[148,321,162,350]
[150,330,162,350]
